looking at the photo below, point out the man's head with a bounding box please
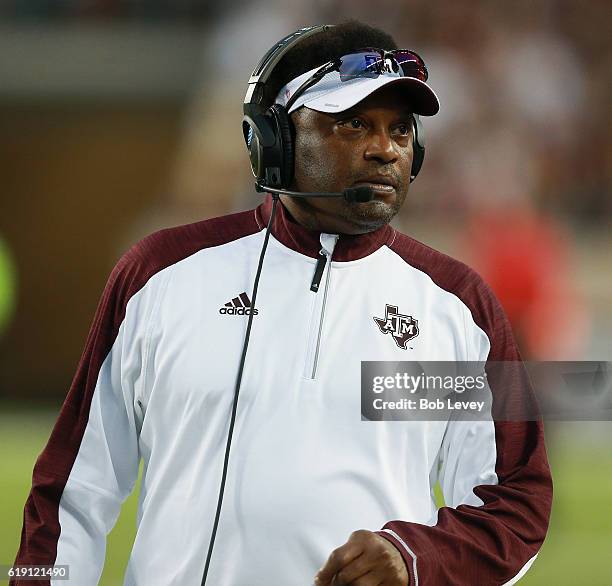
[257,21,438,235]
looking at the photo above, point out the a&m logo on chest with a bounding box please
[373,304,419,349]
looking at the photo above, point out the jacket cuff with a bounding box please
[376,529,417,586]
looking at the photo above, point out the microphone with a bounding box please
[255,182,374,203]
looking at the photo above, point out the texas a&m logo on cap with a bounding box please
[373,304,419,349]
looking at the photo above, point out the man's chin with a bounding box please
[346,199,399,229]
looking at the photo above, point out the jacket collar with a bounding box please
[255,193,396,261]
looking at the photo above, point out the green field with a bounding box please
[1,411,610,585]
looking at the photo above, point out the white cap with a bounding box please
[276,65,440,116]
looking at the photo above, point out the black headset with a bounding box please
[242,25,426,190]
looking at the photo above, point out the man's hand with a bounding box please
[314,529,409,585]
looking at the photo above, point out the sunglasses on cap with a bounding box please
[285,47,429,112]
[336,48,428,81]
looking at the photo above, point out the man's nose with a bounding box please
[363,129,398,164]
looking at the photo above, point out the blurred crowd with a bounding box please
[0,0,214,21]
[3,0,609,221]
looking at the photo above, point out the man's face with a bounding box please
[283,85,414,235]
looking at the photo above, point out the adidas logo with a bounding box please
[219,292,259,316]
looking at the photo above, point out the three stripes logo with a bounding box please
[219,292,259,316]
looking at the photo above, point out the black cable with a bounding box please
[201,194,280,585]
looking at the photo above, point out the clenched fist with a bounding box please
[314,529,409,585]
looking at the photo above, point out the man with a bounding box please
[13,21,552,586]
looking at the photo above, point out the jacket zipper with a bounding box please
[305,234,338,379]
[310,250,327,292]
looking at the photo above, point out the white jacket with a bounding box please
[13,195,552,585]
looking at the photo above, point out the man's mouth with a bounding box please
[352,177,397,195]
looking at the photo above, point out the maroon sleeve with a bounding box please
[376,267,553,585]
[9,248,147,586]
[10,211,261,585]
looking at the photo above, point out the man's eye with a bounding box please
[339,118,363,129]
[396,123,411,136]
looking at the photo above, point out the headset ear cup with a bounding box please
[269,104,295,187]
[243,115,278,183]
[243,120,261,180]
[410,114,425,182]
